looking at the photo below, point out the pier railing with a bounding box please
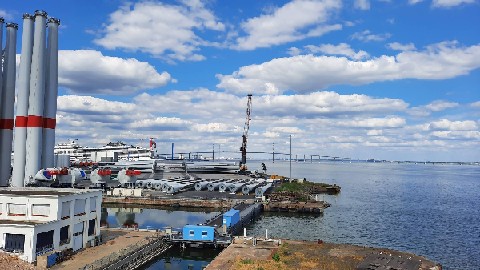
[80,233,171,270]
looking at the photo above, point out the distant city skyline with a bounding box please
[2,0,479,162]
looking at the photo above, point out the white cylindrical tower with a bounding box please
[11,14,35,187]
[24,10,48,185]
[42,17,60,168]
[0,23,18,186]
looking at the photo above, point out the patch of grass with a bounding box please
[272,253,280,262]
[241,259,254,264]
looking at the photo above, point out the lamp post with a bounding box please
[289,135,292,179]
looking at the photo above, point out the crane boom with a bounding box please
[240,94,252,170]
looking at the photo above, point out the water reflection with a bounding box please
[101,206,220,230]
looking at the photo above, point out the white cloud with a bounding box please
[58,95,135,114]
[192,123,241,133]
[408,0,425,4]
[0,9,13,20]
[354,0,371,10]
[234,0,342,50]
[408,100,459,117]
[337,117,406,128]
[471,101,480,108]
[429,119,478,131]
[351,30,391,42]
[95,1,224,62]
[367,130,383,136]
[217,41,480,94]
[53,89,480,161]
[130,117,191,131]
[287,47,302,56]
[269,126,303,134]
[304,43,369,60]
[387,42,416,51]
[425,100,459,111]
[58,50,171,95]
[432,0,476,7]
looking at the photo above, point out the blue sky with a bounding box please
[2,0,479,162]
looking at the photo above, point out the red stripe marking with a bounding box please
[0,119,14,130]
[15,116,29,127]
[26,115,44,128]
[43,118,56,129]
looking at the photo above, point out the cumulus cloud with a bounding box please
[429,119,478,131]
[58,95,135,114]
[217,41,480,94]
[432,0,476,7]
[408,0,425,4]
[408,100,459,117]
[354,0,371,10]
[53,88,480,161]
[58,50,171,95]
[304,43,369,60]
[471,101,480,108]
[0,9,14,20]
[94,1,224,62]
[425,100,459,111]
[351,30,391,42]
[337,117,406,128]
[234,0,342,50]
[387,42,416,51]
[130,117,191,131]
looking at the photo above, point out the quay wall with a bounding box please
[102,196,255,209]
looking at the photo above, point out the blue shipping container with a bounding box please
[223,209,240,227]
[182,225,215,242]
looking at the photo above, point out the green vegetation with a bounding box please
[241,259,254,264]
[272,253,280,262]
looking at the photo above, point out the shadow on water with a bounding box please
[140,246,221,270]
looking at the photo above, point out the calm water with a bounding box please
[247,161,480,270]
[102,161,480,270]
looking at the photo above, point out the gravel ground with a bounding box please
[0,253,36,270]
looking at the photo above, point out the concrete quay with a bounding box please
[49,228,168,270]
[205,237,441,270]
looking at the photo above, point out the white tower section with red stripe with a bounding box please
[11,14,35,187]
[24,10,48,185]
[0,23,18,186]
[42,18,60,168]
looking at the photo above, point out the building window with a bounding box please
[4,234,25,253]
[88,219,96,236]
[74,199,86,216]
[189,230,194,236]
[36,230,54,255]
[61,201,71,219]
[60,226,70,245]
[90,197,97,212]
[32,204,50,217]
[0,203,3,214]
[201,231,208,237]
[7,204,26,216]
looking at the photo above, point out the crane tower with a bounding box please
[240,94,252,171]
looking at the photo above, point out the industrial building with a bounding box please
[222,209,240,228]
[182,225,215,242]
[0,188,102,262]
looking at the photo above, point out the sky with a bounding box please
[1,0,479,162]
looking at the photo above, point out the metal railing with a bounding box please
[80,234,171,270]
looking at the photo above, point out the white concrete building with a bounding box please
[0,188,102,262]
